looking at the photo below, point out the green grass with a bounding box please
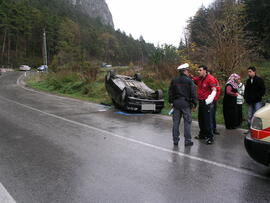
[253,61,270,100]
[26,72,112,104]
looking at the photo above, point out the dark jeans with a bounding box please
[210,100,217,132]
[236,104,243,127]
[247,102,263,128]
[198,100,213,139]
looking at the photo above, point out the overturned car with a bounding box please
[105,71,164,113]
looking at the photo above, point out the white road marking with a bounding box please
[0,95,269,181]
[0,183,16,203]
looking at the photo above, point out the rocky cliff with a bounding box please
[71,0,114,27]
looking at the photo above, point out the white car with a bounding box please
[19,65,31,71]
[37,65,48,71]
[245,100,270,166]
[105,64,112,68]
[101,63,112,68]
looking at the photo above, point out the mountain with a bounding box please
[71,0,114,27]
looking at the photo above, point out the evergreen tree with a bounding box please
[243,0,270,58]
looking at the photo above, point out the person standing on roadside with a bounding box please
[192,65,217,145]
[169,63,197,147]
[236,78,245,127]
[223,73,240,129]
[244,66,265,133]
[208,70,221,135]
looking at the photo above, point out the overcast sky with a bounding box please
[106,0,214,46]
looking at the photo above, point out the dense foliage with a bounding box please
[185,0,270,77]
[0,0,155,68]
[186,0,251,77]
[243,0,270,58]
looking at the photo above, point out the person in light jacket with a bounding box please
[236,79,245,127]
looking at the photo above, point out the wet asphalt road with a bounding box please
[0,72,269,203]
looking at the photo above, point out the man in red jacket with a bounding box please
[192,65,218,144]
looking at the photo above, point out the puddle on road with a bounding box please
[97,104,112,112]
[98,109,107,112]
[114,111,145,116]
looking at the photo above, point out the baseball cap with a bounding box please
[177,63,189,70]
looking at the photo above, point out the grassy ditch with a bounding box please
[26,71,112,104]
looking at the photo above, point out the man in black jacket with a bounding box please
[169,63,197,147]
[244,66,265,133]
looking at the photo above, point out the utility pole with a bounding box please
[42,29,48,67]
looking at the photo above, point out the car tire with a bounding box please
[134,73,142,81]
[156,89,163,99]
[106,70,115,81]
[121,87,134,103]
[121,88,127,103]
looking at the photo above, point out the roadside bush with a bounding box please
[46,74,62,90]
[82,83,92,95]
[148,45,182,80]
[255,62,270,100]
[80,61,98,82]
[44,70,82,94]
[58,81,84,94]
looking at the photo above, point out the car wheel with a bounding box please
[134,73,142,81]
[121,88,127,102]
[106,70,115,81]
[156,89,163,99]
[121,87,134,103]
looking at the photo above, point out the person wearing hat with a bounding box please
[168,63,197,147]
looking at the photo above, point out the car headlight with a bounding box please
[251,117,263,130]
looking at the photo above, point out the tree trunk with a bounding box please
[15,33,18,60]
[7,34,10,67]
[1,29,7,66]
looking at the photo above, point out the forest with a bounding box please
[0,0,155,69]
